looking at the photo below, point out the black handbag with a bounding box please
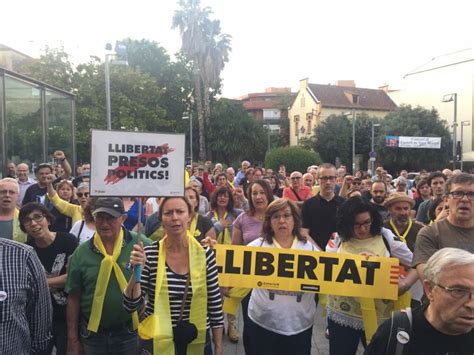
[173,274,198,345]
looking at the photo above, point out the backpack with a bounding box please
[386,307,413,355]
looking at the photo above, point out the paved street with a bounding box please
[222,304,365,355]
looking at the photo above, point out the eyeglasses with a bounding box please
[271,213,293,221]
[448,191,474,200]
[291,176,302,180]
[352,181,362,185]
[23,214,45,226]
[319,176,336,181]
[354,220,372,229]
[77,192,90,198]
[436,283,474,300]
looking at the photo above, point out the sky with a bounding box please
[1,0,472,98]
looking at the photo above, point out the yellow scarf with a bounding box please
[329,235,401,343]
[389,219,412,244]
[138,232,207,355]
[272,236,298,249]
[88,229,139,332]
[214,211,232,245]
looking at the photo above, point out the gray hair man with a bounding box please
[366,248,474,354]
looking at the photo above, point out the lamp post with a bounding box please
[442,93,458,169]
[460,120,470,171]
[343,111,357,175]
[370,122,381,174]
[182,112,193,165]
[105,41,128,130]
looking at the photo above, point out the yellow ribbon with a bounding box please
[214,211,232,245]
[359,298,378,343]
[88,229,139,332]
[389,219,412,244]
[189,214,201,238]
[223,288,251,315]
[138,232,207,355]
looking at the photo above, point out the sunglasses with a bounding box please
[77,192,90,198]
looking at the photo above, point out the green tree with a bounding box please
[313,113,381,167]
[173,0,232,160]
[120,39,194,133]
[265,146,321,173]
[19,46,75,91]
[377,105,452,172]
[207,99,267,165]
[313,114,352,165]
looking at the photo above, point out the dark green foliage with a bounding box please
[265,146,321,172]
[207,99,267,165]
[377,105,452,172]
[313,114,352,165]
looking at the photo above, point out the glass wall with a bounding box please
[4,76,43,170]
[0,68,75,178]
[46,89,73,160]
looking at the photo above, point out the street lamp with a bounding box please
[442,93,458,169]
[460,120,470,171]
[182,112,193,165]
[105,41,128,130]
[370,122,381,174]
[343,111,357,175]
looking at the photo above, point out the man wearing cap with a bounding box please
[65,197,151,355]
[384,192,425,307]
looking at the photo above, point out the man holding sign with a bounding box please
[65,198,151,355]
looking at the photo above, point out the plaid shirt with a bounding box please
[0,239,52,354]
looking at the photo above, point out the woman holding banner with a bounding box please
[247,199,317,355]
[326,196,418,354]
[231,179,274,354]
[124,196,224,355]
[207,187,243,343]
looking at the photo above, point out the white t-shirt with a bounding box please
[247,237,317,335]
[69,220,95,244]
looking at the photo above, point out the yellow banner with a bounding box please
[215,244,400,300]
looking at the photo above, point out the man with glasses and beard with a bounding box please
[414,173,474,280]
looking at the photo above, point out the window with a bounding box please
[263,109,281,120]
[300,95,305,107]
[306,113,312,133]
[352,94,360,104]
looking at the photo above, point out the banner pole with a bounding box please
[134,197,143,283]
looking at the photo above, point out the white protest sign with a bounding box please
[398,136,441,149]
[90,130,185,197]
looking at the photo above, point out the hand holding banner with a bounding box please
[215,244,400,300]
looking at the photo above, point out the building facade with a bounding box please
[289,78,397,146]
[239,87,295,134]
[389,48,474,163]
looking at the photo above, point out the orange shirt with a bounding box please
[282,185,312,202]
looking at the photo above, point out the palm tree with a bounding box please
[172,0,231,160]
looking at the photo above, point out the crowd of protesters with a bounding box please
[0,154,473,355]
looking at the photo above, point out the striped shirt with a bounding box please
[0,239,52,354]
[123,242,224,329]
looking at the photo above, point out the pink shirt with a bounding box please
[233,212,263,245]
